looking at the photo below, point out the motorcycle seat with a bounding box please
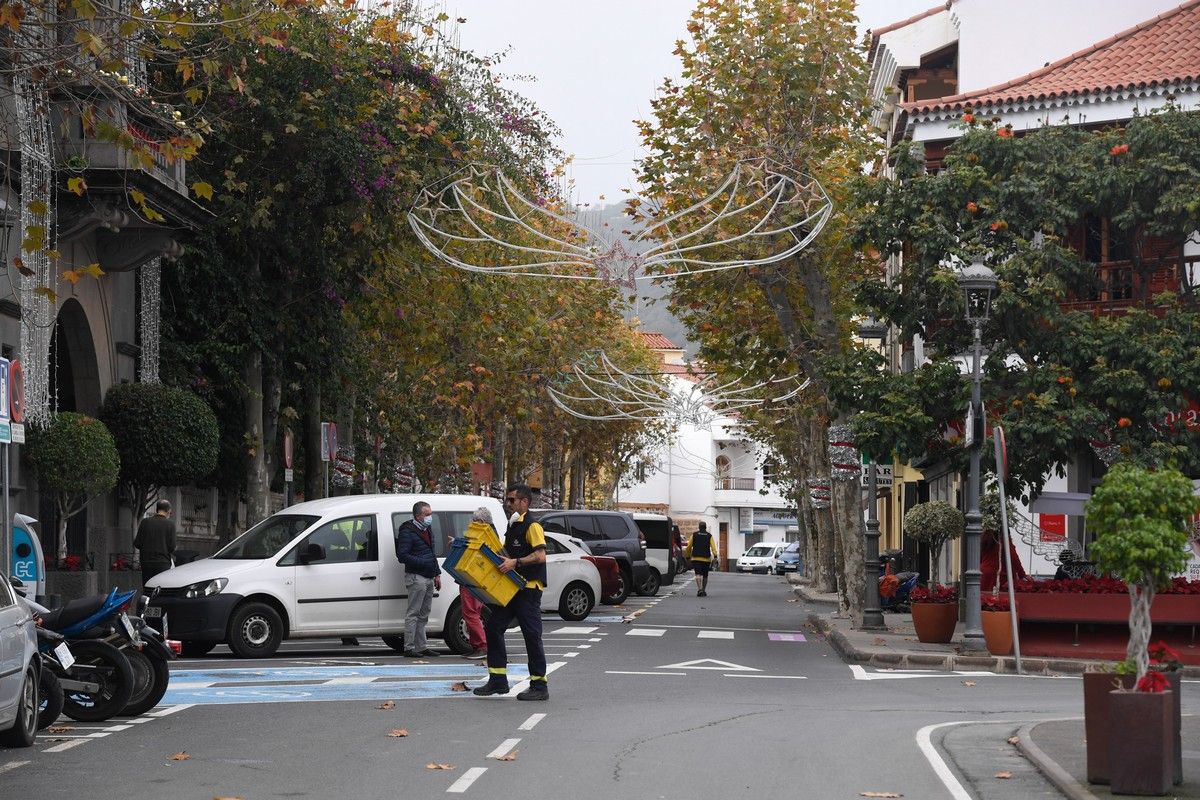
[39,595,111,631]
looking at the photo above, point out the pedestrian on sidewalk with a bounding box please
[135,499,176,587]
[455,507,499,660]
[474,484,549,701]
[686,522,718,597]
[395,500,441,658]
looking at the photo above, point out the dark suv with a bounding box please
[527,510,652,604]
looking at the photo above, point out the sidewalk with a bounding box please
[792,577,1200,799]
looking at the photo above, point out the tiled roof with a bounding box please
[904,0,1200,114]
[638,331,681,350]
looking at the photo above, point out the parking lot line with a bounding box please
[518,713,546,731]
[486,738,521,759]
[698,630,735,639]
[625,629,666,637]
[0,761,30,775]
[446,766,487,793]
[43,740,90,753]
[606,670,686,676]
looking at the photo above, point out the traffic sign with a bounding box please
[320,422,337,462]
[8,360,23,423]
[283,428,294,469]
[0,358,10,423]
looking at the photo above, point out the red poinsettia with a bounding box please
[910,584,958,604]
[981,593,1010,612]
[1149,640,1183,672]
[1136,670,1170,693]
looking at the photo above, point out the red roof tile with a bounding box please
[904,0,1200,114]
[638,331,681,350]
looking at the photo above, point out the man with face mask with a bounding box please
[395,500,442,657]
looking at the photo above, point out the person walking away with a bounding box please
[455,507,499,659]
[135,499,176,587]
[395,501,441,657]
[687,522,719,597]
[474,484,548,700]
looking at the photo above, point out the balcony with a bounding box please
[713,475,760,505]
[715,476,756,491]
[1059,258,1197,317]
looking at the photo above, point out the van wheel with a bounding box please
[443,602,472,654]
[558,582,594,621]
[635,568,661,597]
[228,602,283,658]
[382,635,406,653]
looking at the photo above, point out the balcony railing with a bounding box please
[715,476,756,491]
[1059,258,1197,315]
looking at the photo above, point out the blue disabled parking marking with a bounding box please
[160,663,529,706]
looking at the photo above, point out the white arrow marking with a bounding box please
[849,665,997,681]
[657,658,760,672]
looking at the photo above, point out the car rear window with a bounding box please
[595,514,631,540]
[635,517,671,549]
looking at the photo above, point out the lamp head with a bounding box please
[958,259,998,323]
[857,316,887,343]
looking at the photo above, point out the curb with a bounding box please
[1015,719,1099,800]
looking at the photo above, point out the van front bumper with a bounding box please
[146,593,243,641]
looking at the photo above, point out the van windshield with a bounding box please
[745,545,774,557]
[213,514,319,559]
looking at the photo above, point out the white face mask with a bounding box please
[421,514,434,528]
[509,511,521,524]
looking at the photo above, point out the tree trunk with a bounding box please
[263,366,281,500]
[831,476,865,624]
[304,380,323,500]
[806,418,837,593]
[492,422,507,489]
[243,348,269,526]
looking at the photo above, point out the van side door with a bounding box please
[284,514,380,634]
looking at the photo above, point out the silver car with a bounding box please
[0,572,38,747]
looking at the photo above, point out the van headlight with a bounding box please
[183,578,228,599]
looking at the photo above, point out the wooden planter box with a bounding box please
[1014,593,1199,625]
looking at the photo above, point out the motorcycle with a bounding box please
[878,561,919,612]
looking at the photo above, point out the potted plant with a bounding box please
[903,500,964,586]
[1148,641,1184,785]
[1087,463,1197,795]
[908,584,959,643]
[1083,661,1137,784]
[980,592,1013,655]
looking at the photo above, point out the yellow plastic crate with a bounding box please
[443,537,526,606]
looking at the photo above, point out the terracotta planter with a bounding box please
[911,602,958,644]
[1109,689,1173,796]
[1013,592,1199,624]
[1084,672,1135,784]
[981,609,1013,655]
[1166,672,1182,786]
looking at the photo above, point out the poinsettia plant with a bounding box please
[980,593,1010,612]
[1009,576,1200,594]
[1148,640,1183,673]
[909,584,958,605]
[1136,671,1170,693]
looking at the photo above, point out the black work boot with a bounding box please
[473,680,510,697]
[516,682,548,701]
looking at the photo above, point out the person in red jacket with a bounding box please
[980,528,1027,593]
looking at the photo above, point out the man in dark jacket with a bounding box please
[135,499,176,586]
[395,500,441,657]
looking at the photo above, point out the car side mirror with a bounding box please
[299,543,326,565]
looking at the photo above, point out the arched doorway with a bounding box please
[715,454,731,490]
[39,299,103,559]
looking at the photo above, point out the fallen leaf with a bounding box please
[994,771,1012,779]
[378,700,396,710]
[426,763,454,770]
[450,681,469,692]
[47,725,75,733]
[496,750,517,761]
[1007,736,1020,745]
[170,752,190,761]
[859,793,902,798]
[873,637,887,646]
[961,680,977,687]
[388,729,408,738]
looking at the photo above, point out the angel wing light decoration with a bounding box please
[408,159,832,287]
[547,350,810,429]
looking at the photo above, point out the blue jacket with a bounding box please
[395,520,440,579]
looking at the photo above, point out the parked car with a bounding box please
[541,531,603,621]
[0,572,39,747]
[632,512,677,588]
[773,541,802,575]
[145,494,509,658]
[736,543,787,574]
[528,510,654,598]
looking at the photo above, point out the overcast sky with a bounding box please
[446,0,937,205]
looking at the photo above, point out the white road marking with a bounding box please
[850,665,997,681]
[916,721,985,800]
[588,638,601,642]
[698,630,734,639]
[634,624,806,633]
[487,738,521,759]
[0,761,30,774]
[577,645,591,649]
[626,628,666,637]
[446,766,488,793]
[44,739,90,753]
[149,703,195,716]
[656,658,759,672]
[548,626,597,634]
[563,652,579,658]
[606,670,687,676]
[508,661,565,697]
[724,674,808,680]
[518,713,546,731]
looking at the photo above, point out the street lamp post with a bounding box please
[857,317,888,631]
[957,258,998,653]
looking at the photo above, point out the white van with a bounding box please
[736,543,787,574]
[144,494,507,658]
[631,512,677,588]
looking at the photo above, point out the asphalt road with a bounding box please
[4,571,1196,799]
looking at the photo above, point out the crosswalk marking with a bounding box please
[447,767,487,794]
[548,626,597,634]
[487,738,521,759]
[626,628,666,637]
[697,630,734,639]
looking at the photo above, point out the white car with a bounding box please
[736,543,787,574]
[0,572,38,747]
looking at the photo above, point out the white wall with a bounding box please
[953,0,1182,94]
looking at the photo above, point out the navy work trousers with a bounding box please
[485,588,546,683]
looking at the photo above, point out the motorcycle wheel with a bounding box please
[37,667,63,730]
[62,639,135,722]
[122,649,171,717]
